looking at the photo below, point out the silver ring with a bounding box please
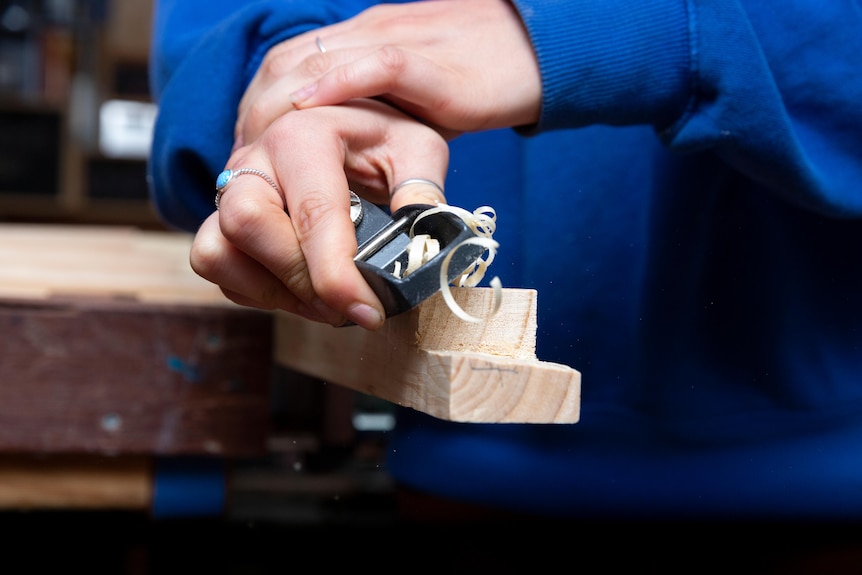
[389,178,444,199]
[315,36,327,54]
[215,168,281,209]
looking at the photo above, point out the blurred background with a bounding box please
[0,2,404,570]
[0,0,160,226]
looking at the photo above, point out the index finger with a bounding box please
[266,109,387,330]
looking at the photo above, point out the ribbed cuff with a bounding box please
[511,0,693,133]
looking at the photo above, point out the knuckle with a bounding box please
[332,61,361,88]
[292,190,339,241]
[259,46,297,79]
[219,197,269,245]
[418,125,449,153]
[274,252,314,300]
[274,252,344,323]
[267,109,320,140]
[188,238,220,279]
[299,52,330,76]
[374,45,408,82]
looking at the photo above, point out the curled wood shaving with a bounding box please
[403,204,502,322]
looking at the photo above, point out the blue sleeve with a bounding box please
[511,0,862,217]
[148,0,381,232]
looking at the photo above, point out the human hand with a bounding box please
[235,0,541,149]
[192,99,449,330]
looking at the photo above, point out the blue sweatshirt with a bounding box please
[149,0,862,520]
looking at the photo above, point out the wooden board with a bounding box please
[0,296,272,456]
[0,455,151,509]
[0,223,581,433]
[275,287,581,423]
[0,224,231,304]
[0,224,273,456]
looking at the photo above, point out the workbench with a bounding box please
[0,224,273,516]
[0,223,580,517]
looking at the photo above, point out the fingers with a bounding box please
[288,46,462,125]
[212,100,450,329]
[237,38,381,146]
[286,40,539,132]
[266,111,386,329]
[197,142,383,329]
[236,32,321,147]
[326,98,449,211]
[275,100,449,314]
[190,212,325,320]
[237,0,542,148]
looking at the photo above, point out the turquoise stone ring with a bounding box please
[214,167,281,209]
[215,169,234,191]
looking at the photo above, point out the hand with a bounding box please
[192,99,449,330]
[235,0,541,148]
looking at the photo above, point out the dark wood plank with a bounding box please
[0,296,273,456]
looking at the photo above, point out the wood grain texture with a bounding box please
[0,455,151,509]
[0,296,273,456]
[275,287,581,423]
[0,224,272,456]
[0,224,230,304]
[1,224,580,434]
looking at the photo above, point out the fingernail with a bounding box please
[347,302,384,331]
[289,83,318,107]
